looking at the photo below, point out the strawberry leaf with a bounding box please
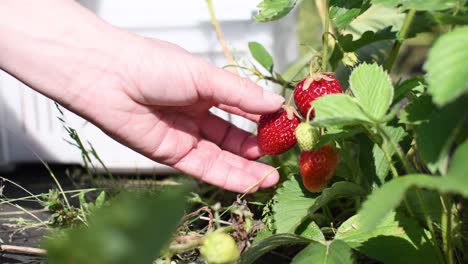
[335,211,439,264]
[45,188,188,264]
[424,26,468,106]
[357,174,468,233]
[447,140,468,182]
[255,0,298,22]
[312,94,372,127]
[291,240,353,264]
[239,234,311,264]
[415,97,467,174]
[349,63,394,121]
[372,0,457,11]
[273,175,317,234]
[330,0,370,30]
[248,42,274,73]
[372,126,407,182]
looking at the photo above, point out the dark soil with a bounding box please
[0,164,76,264]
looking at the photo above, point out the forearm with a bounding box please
[0,0,135,113]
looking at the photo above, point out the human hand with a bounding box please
[80,38,285,192]
[0,0,284,192]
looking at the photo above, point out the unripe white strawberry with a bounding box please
[294,123,320,151]
[200,232,240,264]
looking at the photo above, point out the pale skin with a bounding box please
[0,0,284,192]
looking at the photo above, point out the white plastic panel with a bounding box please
[0,0,297,173]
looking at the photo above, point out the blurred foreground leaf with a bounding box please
[44,188,188,264]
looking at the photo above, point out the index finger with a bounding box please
[190,59,284,114]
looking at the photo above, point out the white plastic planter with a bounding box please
[0,0,297,172]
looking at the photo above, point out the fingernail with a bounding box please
[264,91,285,106]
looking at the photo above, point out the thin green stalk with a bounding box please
[263,75,295,90]
[375,125,445,263]
[442,195,454,264]
[363,126,415,216]
[0,177,42,204]
[321,0,330,72]
[416,191,446,264]
[205,0,236,71]
[376,124,414,174]
[384,9,416,72]
[5,202,44,224]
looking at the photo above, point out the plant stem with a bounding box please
[205,0,237,73]
[264,75,295,90]
[376,124,414,174]
[321,0,330,72]
[168,239,203,255]
[416,191,446,264]
[442,195,454,264]
[384,9,416,73]
[363,126,416,216]
[374,125,445,263]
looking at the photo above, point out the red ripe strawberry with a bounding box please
[293,74,343,118]
[258,109,300,155]
[299,145,339,192]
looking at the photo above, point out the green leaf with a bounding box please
[406,189,442,224]
[357,174,468,232]
[282,50,316,82]
[239,234,311,264]
[307,182,366,215]
[255,0,298,22]
[349,63,394,121]
[424,26,468,106]
[330,28,397,69]
[297,220,326,242]
[292,240,353,264]
[335,212,439,264]
[95,191,106,208]
[447,140,468,181]
[315,127,365,149]
[372,0,457,11]
[273,177,365,234]
[330,0,369,30]
[45,188,187,264]
[399,95,434,125]
[393,76,425,103]
[248,42,274,73]
[252,229,273,245]
[372,126,407,182]
[273,175,316,234]
[416,97,468,173]
[431,12,468,25]
[312,94,371,127]
[346,5,404,36]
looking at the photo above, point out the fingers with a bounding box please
[216,104,261,122]
[173,140,279,193]
[199,113,262,160]
[190,59,284,114]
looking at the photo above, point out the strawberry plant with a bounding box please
[240,0,468,263]
[37,1,468,263]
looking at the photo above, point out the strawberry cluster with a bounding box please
[257,73,342,192]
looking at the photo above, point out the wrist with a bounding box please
[0,0,140,115]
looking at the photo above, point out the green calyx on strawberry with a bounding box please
[342,52,359,67]
[200,231,240,264]
[299,145,339,192]
[294,122,320,151]
[257,105,301,156]
[293,73,343,118]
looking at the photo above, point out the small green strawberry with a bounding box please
[294,123,320,151]
[200,232,240,264]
